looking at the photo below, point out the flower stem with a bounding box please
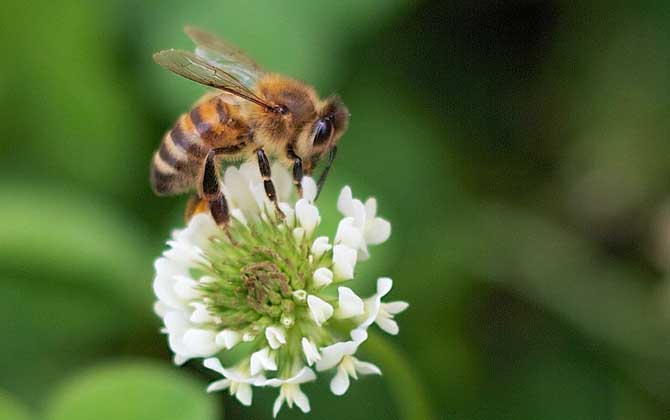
[362,331,436,420]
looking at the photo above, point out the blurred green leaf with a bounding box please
[0,0,149,199]
[44,360,218,420]
[0,391,33,420]
[0,184,156,400]
[0,183,153,308]
[445,200,670,364]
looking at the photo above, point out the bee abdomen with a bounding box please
[150,117,204,196]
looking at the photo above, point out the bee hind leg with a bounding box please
[201,149,232,233]
[256,148,286,220]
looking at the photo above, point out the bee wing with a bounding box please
[185,26,263,87]
[153,49,271,109]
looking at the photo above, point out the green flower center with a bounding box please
[196,219,315,332]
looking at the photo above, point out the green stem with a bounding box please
[362,331,435,420]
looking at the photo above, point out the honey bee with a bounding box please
[151,26,349,228]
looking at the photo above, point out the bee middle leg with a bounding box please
[256,148,285,219]
[287,145,304,198]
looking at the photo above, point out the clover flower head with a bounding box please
[152,162,407,416]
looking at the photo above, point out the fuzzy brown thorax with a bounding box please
[251,74,349,169]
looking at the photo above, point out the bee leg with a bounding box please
[201,149,232,232]
[286,145,303,198]
[292,157,304,198]
[256,148,285,219]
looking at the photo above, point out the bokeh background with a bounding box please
[1,1,670,419]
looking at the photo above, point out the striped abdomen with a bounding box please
[150,96,250,196]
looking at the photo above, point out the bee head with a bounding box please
[254,75,349,173]
[295,95,349,174]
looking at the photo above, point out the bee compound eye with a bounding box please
[313,118,333,146]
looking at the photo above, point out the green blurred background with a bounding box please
[1,1,670,419]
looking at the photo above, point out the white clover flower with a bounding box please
[204,357,265,406]
[358,277,409,335]
[337,186,391,260]
[264,367,317,417]
[315,329,380,395]
[152,162,404,416]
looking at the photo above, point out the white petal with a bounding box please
[301,176,318,203]
[153,301,168,317]
[189,303,214,324]
[277,202,295,226]
[330,365,351,396]
[206,378,231,393]
[272,392,285,418]
[250,347,277,375]
[364,197,378,219]
[350,199,367,229]
[292,227,305,243]
[312,267,333,289]
[383,301,409,315]
[251,183,273,216]
[335,217,363,249]
[356,242,370,262]
[153,258,186,309]
[301,337,321,366]
[336,287,365,318]
[365,217,391,245]
[173,276,200,301]
[293,386,311,413]
[337,186,354,216]
[353,358,382,375]
[357,278,400,333]
[350,328,368,343]
[271,162,293,202]
[173,354,189,366]
[238,160,261,182]
[231,208,248,225]
[263,367,316,386]
[235,383,253,406]
[178,213,219,250]
[215,329,241,349]
[332,245,357,280]
[316,340,359,371]
[295,199,320,236]
[203,357,225,375]
[163,310,190,333]
[265,326,287,349]
[288,367,317,384]
[183,329,220,356]
[376,316,400,335]
[292,289,307,303]
[377,277,393,296]
[224,166,260,218]
[307,295,334,326]
[310,236,332,258]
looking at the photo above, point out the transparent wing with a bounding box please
[185,26,263,87]
[153,49,271,109]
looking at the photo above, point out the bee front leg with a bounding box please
[286,145,303,198]
[256,148,285,219]
[292,157,303,198]
[201,149,231,229]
